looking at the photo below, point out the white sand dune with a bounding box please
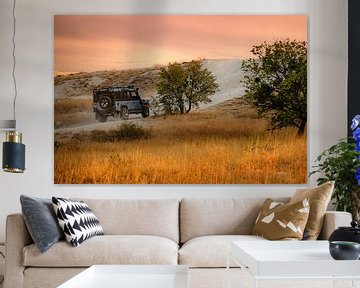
[201,59,245,108]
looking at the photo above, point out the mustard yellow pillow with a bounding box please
[252,198,310,240]
[289,181,334,240]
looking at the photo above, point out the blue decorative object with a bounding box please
[353,128,360,142]
[351,115,360,185]
[356,142,360,152]
[351,115,360,131]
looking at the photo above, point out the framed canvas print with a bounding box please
[54,15,307,184]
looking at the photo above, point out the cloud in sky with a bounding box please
[54,15,306,72]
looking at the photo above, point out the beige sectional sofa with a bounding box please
[4,198,352,288]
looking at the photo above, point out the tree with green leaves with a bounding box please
[183,60,218,113]
[157,62,187,114]
[156,60,219,114]
[241,39,307,135]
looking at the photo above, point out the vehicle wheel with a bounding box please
[120,107,129,120]
[96,113,107,122]
[99,96,112,110]
[142,108,150,118]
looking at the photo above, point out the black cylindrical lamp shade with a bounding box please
[3,141,25,173]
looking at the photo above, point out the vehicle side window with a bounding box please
[124,91,131,100]
[130,91,138,99]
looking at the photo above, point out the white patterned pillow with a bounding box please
[52,197,104,247]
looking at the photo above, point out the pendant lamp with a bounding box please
[1,0,25,173]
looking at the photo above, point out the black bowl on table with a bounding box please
[329,241,360,260]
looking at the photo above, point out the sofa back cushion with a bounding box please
[72,198,179,243]
[180,198,289,243]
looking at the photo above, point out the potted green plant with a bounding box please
[310,115,360,222]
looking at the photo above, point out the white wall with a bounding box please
[0,0,348,242]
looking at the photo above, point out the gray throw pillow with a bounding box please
[20,195,64,253]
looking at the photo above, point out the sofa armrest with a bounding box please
[4,214,32,288]
[318,211,352,240]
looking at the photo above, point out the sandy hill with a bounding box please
[54,68,160,100]
[54,59,246,131]
[54,59,244,106]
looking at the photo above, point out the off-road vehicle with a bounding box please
[92,85,150,122]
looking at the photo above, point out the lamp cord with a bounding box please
[11,0,17,130]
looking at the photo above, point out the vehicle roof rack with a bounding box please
[93,85,137,93]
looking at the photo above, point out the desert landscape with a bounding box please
[54,59,307,184]
[54,15,307,184]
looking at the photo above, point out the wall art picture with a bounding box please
[54,15,307,184]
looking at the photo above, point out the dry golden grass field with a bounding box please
[54,99,307,184]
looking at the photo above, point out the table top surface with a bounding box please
[232,240,334,261]
[58,265,189,288]
[231,240,360,278]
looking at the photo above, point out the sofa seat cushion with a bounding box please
[23,235,178,267]
[179,235,267,268]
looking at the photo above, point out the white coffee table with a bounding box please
[228,241,360,288]
[58,265,189,288]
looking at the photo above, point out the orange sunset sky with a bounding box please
[54,15,307,73]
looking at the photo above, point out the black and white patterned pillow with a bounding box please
[52,197,104,247]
